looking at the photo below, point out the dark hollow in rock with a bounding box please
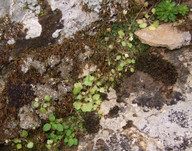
[168,91,184,105]
[14,4,63,57]
[84,112,100,134]
[2,68,41,109]
[135,52,178,86]
[123,120,134,129]
[106,133,131,151]
[107,105,120,118]
[95,139,110,151]
[132,92,164,110]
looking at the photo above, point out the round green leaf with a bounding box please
[44,95,51,101]
[68,138,74,147]
[81,103,93,112]
[73,82,83,95]
[93,94,100,101]
[56,124,64,132]
[73,102,82,110]
[73,138,78,146]
[64,137,68,143]
[33,102,39,108]
[43,123,51,132]
[49,113,55,122]
[40,108,46,114]
[27,142,34,149]
[130,68,135,73]
[17,144,22,150]
[20,130,28,138]
[121,41,126,47]
[66,130,72,137]
[139,22,147,29]
[52,124,58,130]
[13,138,21,143]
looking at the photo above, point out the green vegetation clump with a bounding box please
[155,0,189,22]
[43,114,85,150]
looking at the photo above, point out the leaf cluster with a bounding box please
[73,74,105,113]
[155,0,189,22]
[43,114,85,149]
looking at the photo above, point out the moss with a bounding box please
[84,112,100,134]
[135,51,178,86]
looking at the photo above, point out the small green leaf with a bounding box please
[95,99,102,105]
[43,123,51,132]
[33,102,39,108]
[97,81,102,86]
[27,142,34,149]
[149,26,156,30]
[93,94,100,101]
[121,41,126,47]
[81,103,93,112]
[47,139,53,145]
[40,108,46,114]
[136,19,143,24]
[44,95,51,101]
[62,123,69,130]
[144,13,149,19]
[49,133,57,139]
[151,8,156,14]
[139,22,147,29]
[127,59,132,64]
[52,124,58,130]
[118,30,124,38]
[99,87,105,93]
[128,43,132,48]
[73,82,83,95]
[116,55,121,60]
[131,59,135,64]
[49,113,56,122]
[17,144,22,150]
[43,103,48,108]
[83,75,94,86]
[117,65,123,71]
[20,130,28,138]
[90,86,98,94]
[73,138,78,146]
[56,124,64,132]
[75,94,83,100]
[68,138,74,147]
[130,68,135,73]
[73,102,82,110]
[64,137,68,143]
[66,130,72,137]
[14,138,21,143]
[98,110,103,115]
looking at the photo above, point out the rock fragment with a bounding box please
[135,23,191,50]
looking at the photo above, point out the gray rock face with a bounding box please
[0,0,11,18]
[1,0,101,44]
[18,105,41,129]
[78,48,192,151]
[135,23,191,50]
[48,0,100,42]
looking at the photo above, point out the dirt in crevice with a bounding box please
[135,51,178,86]
[13,4,63,58]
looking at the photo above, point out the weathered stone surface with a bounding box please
[135,23,191,50]
[78,47,192,151]
[48,0,99,43]
[0,0,11,18]
[18,105,41,129]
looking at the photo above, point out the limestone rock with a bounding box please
[47,0,99,42]
[18,105,41,129]
[135,23,191,50]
